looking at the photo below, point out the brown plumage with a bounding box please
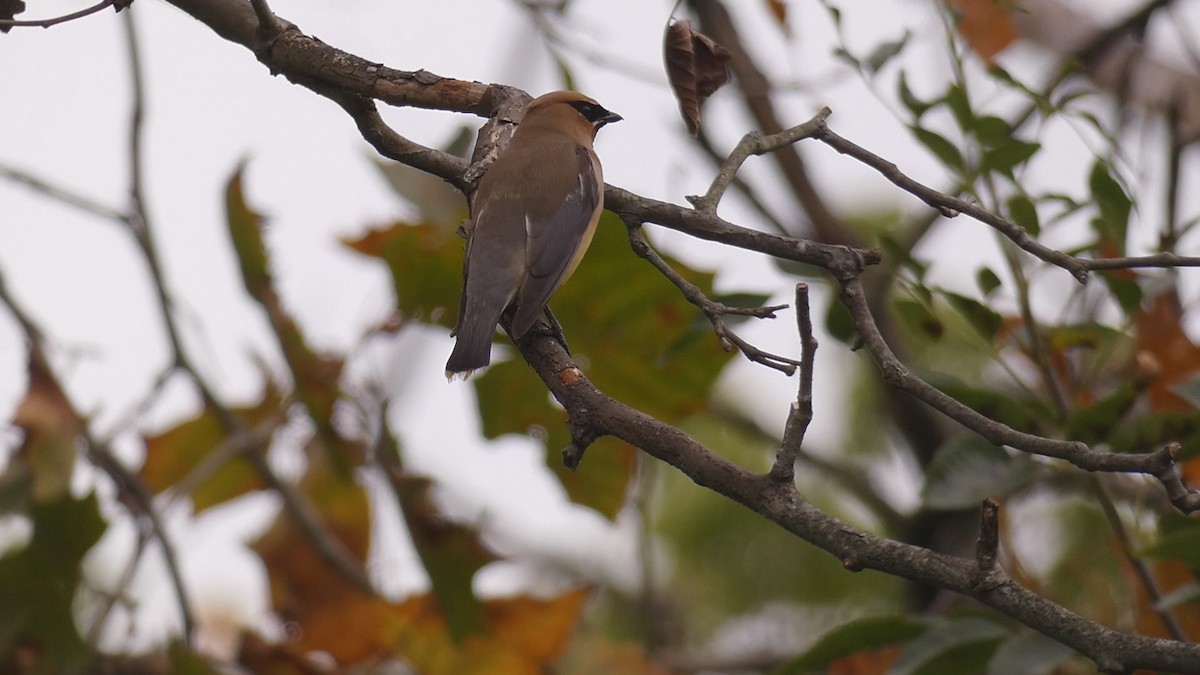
[445,91,621,378]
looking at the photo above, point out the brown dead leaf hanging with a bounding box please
[664,19,732,136]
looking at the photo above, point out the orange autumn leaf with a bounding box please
[1134,291,1200,412]
[1128,288,1200,483]
[948,0,1017,63]
[827,646,902,675]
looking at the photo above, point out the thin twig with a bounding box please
[771,283,816,482]
[88,436,197,642]
[0,163,128,223]
[248,0,285,38]
[246,451,376,594]
[811,123,1090,281]
[164,410,289,510]
[975,498,1000,575]
[688,0,860,247]
[688,109,832,215]
[625,221,800,374]
[84,528,151,646]
[691,125,794,236]
[120,7,377,599]
[0,267,199,641]
[1092,476,1191,642]
[811,122,1200,279]
[0,0,121,29]
[838,276,1200,511]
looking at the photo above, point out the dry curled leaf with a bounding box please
[664,19,732,136]
[0,0,26,32]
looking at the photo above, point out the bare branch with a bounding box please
[625,221,799,374]
[771,283,817,482]
[1092,477,1190,642]
[975,498,1000,575]
[0,163,127,223]
[687,108,832,215]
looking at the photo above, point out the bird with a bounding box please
[445,90,621,379]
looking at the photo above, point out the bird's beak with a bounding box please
[597,110,623,127]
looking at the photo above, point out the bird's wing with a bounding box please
[510,144,602,337]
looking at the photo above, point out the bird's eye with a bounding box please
[570,101,597,117]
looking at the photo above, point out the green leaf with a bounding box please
[832,47,861,70]
[390,472,495,641]
[168,641,223,675]
[658,416,901,620]
[224,161,270,297]
[141,393,279,512]
[987,632,1076,675]
[1088,160,1132,252]
[909,126,964,171]
[550,214,736,421]
[1142,517,1200,570]
[895,298,944,340]
[227,164,349,473]
[975,267,1002,298]
[1063,384,1137,444]
[474,358,635,520]
[930,375,1050,432]
[550,47,577,91]
[970,115,1013,146]
[1043,322,1126,351]
[342,221,463,327]
[825,294,857,344]
[774,615,928,673]
[1108,410,1200,455]
[818,0,842,28]
[942,291,1003,342]
[1005,194,1040,236]
[889,617,1007,675]
[1099,271,1142,315]
[898,71,934,121]
[866,31,910,73]
[981,140,1040,178]
[943,84,974,132]
[879,233,928,280]
[921,437,1034,510]
[0,493,106,672]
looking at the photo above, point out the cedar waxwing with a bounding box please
[445,91,621,378]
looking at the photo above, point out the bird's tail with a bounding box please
[444,305,505,379]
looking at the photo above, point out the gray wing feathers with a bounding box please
[510,145,600,337]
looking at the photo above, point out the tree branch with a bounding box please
[771,283,816,482]
[624,220,799,374]
[513,327,1200,673]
